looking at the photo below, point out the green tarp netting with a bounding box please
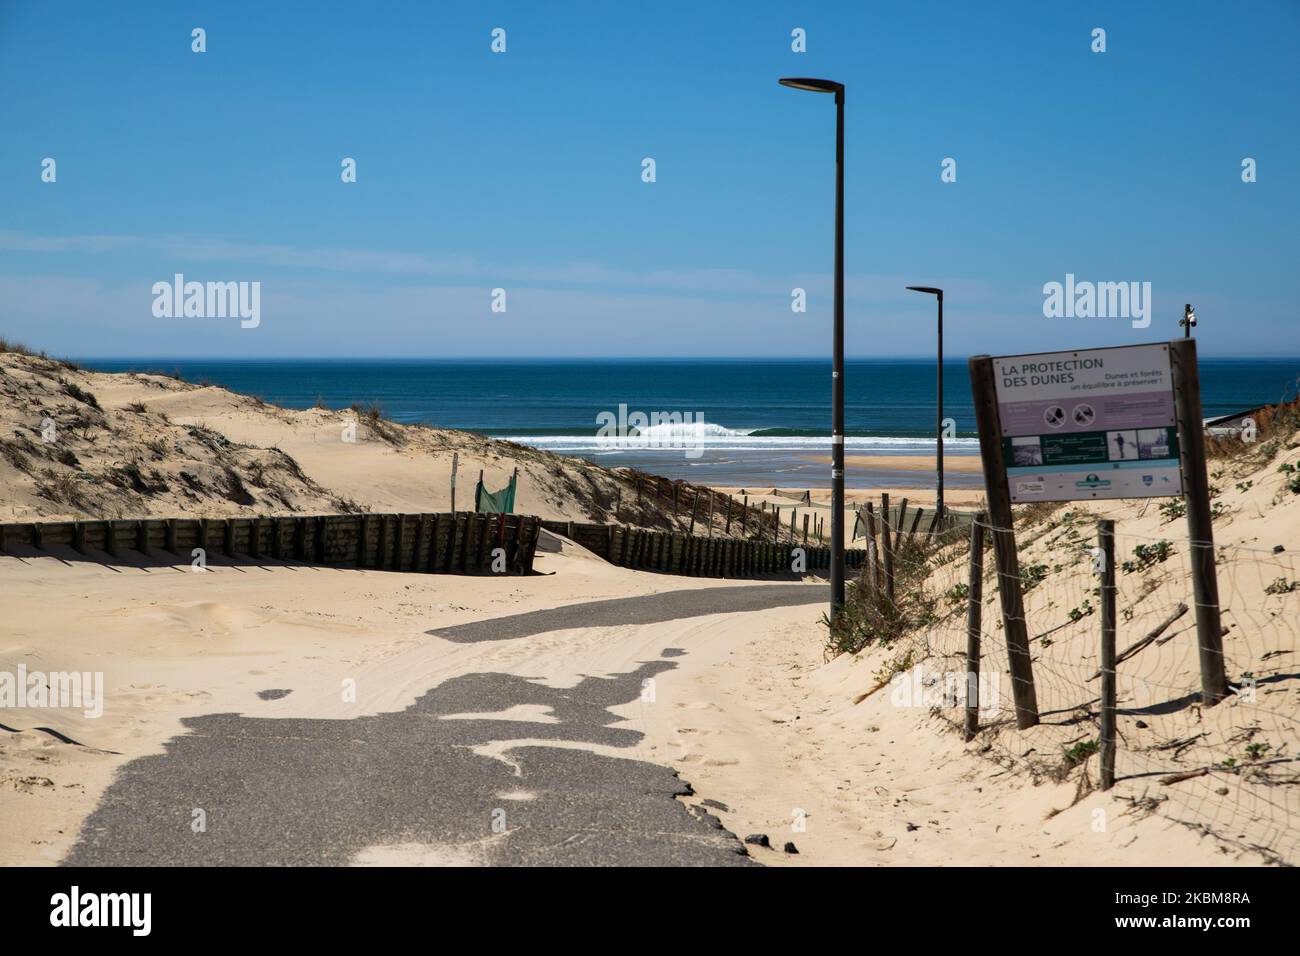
[475,471,517,514]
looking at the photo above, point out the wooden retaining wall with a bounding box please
[540,520,865,578]
[0,512,543,575]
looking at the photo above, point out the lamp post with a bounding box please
[779,76,846,620]
[1181,303,1197,338]
[906,286,944,527]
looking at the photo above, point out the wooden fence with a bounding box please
[540,520,865,578]
[0,512,543,575]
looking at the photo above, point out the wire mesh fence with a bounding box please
[883,511,1299,864]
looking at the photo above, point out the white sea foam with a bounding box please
[633,420,754,439]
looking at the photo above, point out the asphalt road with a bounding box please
[429,583,830,643]
[65,583,827,866]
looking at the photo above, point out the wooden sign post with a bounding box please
[1168,339,1229,705]
[970,339,1230,727]
[969,354,1041,729]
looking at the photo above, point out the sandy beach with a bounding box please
[4,352,1296,866]
[0,534,1246,867]
[808,453,985,475]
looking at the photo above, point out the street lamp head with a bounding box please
[907,286,943,298]
[779,77,844,97]
[1184,303,1196,327]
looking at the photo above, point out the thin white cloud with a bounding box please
[0,229,1000,304]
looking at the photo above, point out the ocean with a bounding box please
[82,358,1300,489]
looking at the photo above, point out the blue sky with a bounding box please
[1,0,1297,358]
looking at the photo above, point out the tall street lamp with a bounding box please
[906,286,944,526]
[779,76,846,620]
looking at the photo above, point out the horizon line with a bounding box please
[66,353,1300,363]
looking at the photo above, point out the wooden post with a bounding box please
[802,512,809,544]
[880,492,891,555]
[429,514,445,571]
[450,452,459,513]
[460,512,473,571]
[896,496,909,549]
[1168,338,1229,706]
[672,483,679,524]
[414,514,428,570]
[476,513,490,570]
[740,496,748,536]
[964,514,986,741]
[165,518,178,554]
[864,503,881,594]
[969,354,1040,729]
[688,490,699,534]
[789,507,796,543]
[881,493,894,603]
[706,491,715,538]
[725,495,733,534]
[908,506,924,538]
[1099,519,1117,789]
[72,521,86,554]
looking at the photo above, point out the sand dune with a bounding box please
[0,352,713,531]
[4,346,1296,866]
